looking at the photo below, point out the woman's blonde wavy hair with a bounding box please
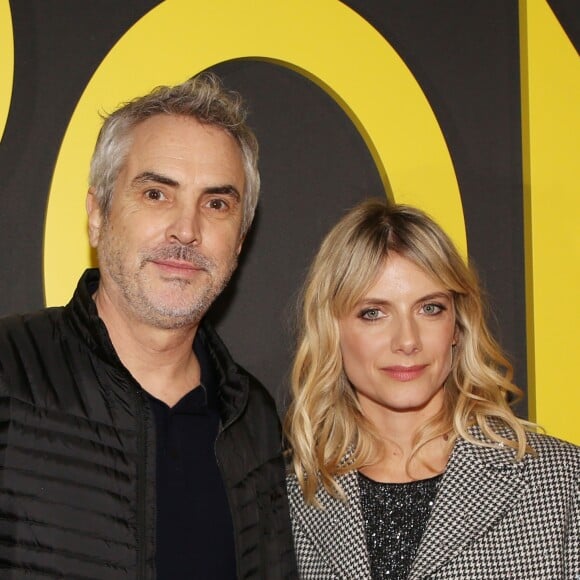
[284,198,533,504]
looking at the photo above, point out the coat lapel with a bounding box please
[408,433,527,579]
[288,471,372,578]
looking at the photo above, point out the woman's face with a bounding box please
[339,253,457,420]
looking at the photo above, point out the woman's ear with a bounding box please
[452,323,460,346]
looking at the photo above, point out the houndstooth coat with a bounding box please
[287,429,579,579]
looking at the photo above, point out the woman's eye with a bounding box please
[360,308,383,320]
[422,303,443,315]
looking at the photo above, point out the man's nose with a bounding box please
[166,202,201,246]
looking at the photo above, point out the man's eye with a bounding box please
[144,189,165,201]
[208,198,228,211]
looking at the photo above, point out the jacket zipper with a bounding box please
[136,388,148,578]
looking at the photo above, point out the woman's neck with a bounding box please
[360,433,451,483]
[357,393,452,483]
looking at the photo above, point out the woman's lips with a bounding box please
[381,364,428,382]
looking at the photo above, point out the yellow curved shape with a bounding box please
[0,0,14,142]
[520,0,580,444]
[45,0,463,306]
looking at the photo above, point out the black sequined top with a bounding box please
[357,471,443,580]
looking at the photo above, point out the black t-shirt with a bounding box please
[148,335,236,579]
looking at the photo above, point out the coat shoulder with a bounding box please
[526,431,579,462]
[524,431,580,477]
[0,308,67,400]
[0,307,63,346]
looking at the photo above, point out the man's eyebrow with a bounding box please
[203,185,241,202]
[131,171,179,187]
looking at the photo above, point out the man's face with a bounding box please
[87,114,246,330]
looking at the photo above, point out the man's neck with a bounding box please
[94,289,201,407]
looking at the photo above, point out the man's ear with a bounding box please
[235,224,247,256]
[236,233,245,256]
[86,189,103,248]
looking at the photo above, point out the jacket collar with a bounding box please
[63,268,249,424]
[195,321,249,428]
[408,427,528,579]
[290,426,529,579]
[64,268,122,367]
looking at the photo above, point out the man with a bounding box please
[0,73,297,579]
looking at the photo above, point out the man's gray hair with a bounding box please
[89,71,260,235]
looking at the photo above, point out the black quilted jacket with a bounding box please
[0,269,297,579]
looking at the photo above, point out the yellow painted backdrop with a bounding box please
[520,0,580,443]
[23,0,578,444]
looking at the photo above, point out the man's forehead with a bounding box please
[124,116,241,165]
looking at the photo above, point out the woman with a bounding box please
[285,199,579,579]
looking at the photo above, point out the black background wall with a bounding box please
[0,1,578,415]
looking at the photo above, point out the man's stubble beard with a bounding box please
[97,221,238,330]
